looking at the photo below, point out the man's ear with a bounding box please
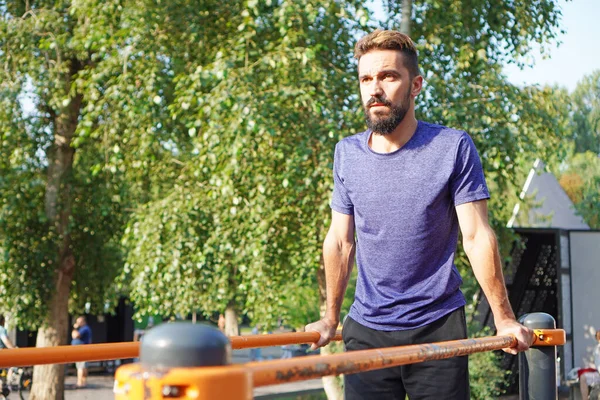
[411,75,423,97]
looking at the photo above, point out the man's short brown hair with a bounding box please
[354,29,420,78]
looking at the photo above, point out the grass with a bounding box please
[258,390,326,400]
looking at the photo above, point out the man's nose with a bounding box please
[369,79,384,97]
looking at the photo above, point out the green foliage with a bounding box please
[0,0,170,327]
[558,151,600,228]
[0,3,572,390]
[120,0,367,324]
[380,1,571,270]
[469,349,508,399]
[555,70,600,229]
[278,276,321,330]
[466,325,508,399]
[571,70,600,154]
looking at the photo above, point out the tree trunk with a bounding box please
[400,0,413,36]
[30,256,75,400]
[224,304,239,337]
[30,68,82,400]
[317,256,344,400]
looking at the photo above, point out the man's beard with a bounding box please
[363,91,411,135]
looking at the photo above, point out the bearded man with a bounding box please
[305,29,533,399]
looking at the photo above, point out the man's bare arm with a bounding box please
[456,199,533,354]
[305,210,355,349]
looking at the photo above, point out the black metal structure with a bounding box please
[473,228,561,394]
[16,297,134,347]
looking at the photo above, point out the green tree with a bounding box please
[0,0,193,397]
[121,0,365,334]
[0,1,573,399]
[558,151,600,228]
[571,70,600,154]
[119,2,366,398]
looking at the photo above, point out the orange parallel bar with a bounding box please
[230,330,342,349]
[0,342,139,369]
[533,328,565,346]
[0,330,342,368]
[0,328,562,369]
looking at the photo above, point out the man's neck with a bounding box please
[369,114,418,153]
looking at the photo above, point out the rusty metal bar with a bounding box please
[247,330,565,387]
[248,335,517,387]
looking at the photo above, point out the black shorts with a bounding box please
[343,307,469,400]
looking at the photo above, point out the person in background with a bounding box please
[578,365,600,400]
[0,315,16,398]
[218,313,226,333]
[280,328,299,359]
[249,325,263,361]
[133,317,155,342]
[71,316,92,388]
[575,331,600,400]
[595,331,600,373]
[585,331,600,399]
[0,316,16,351]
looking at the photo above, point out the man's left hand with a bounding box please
[496,319,534,355]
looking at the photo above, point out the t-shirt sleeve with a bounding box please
[450,133,490,206]
[79,327,92,344]
[0,326,7,339]
[330,143,354,215]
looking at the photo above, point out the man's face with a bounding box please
[358,50,420,135]
[76,317,85,326]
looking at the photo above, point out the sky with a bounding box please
[370,0,600,93]
[503,0,600,92]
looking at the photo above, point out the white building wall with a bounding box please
[569,231,600,368]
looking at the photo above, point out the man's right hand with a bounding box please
[305,317,339,351]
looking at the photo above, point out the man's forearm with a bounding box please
[323,233,355,324]
[465,228,515,324]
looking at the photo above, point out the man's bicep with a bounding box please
[456,199,490,241]
[328,210,355,244]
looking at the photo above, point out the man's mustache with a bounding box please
[366,96,392,108]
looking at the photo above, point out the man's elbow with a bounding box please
[323,231,354,255]
[462,226,497,255]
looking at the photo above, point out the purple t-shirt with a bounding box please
[331,121,490,330]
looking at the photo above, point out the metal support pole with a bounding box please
[519,312,558,400]
[114,322,251,399]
